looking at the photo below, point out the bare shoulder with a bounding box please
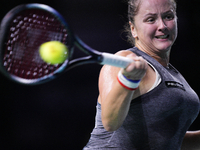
[116,50,157,97]
[100,50,134,74]
[98,49,156,101]
[115,50,134,56]
[98,50,132,102]
[99,50,134,81]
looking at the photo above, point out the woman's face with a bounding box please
[131,0,177,54]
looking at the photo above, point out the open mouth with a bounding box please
[155,35,169,39]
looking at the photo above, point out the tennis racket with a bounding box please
[0,3,133,85]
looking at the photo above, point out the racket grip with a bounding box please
[100,52,133,68]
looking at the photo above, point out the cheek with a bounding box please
[168,20,177,34]
[137,25,157,39]
[170,23,178,41]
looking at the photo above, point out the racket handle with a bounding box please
[100,52,133,68]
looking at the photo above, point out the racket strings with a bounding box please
[3,9,69,79]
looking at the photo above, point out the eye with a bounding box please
[146,17,155,23]
[164,14,175,20]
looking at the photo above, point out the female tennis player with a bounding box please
[83,0,200,149]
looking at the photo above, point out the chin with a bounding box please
[156,43,173,51]
[158,46,171,51]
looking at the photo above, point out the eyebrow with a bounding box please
[144,10,174,17]
[144,13,156,17]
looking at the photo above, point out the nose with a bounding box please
[158,19,167,31]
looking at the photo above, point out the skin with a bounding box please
[131,0,177,67]
[98,0,200,149]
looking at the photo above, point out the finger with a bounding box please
[125,56,147,74]
[126,62,135,72]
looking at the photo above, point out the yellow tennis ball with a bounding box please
[39,41,68,65]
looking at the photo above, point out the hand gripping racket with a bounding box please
[0,3,133,85]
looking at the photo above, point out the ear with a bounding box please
[129,21,138,38]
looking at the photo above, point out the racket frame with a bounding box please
[0,3,132,85]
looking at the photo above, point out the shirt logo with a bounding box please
[165,81,185,91]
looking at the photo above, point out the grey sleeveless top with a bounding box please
[83,47,200,150]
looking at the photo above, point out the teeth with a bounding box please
[156,35,168,39]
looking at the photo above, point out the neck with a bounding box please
[135,44,170,67]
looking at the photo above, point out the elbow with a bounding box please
[104,126,118,132]
[102,119,121,132]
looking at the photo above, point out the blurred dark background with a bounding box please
[0,0,200,149]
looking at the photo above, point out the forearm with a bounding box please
[101,81,134,131]
[181,131,200,150]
